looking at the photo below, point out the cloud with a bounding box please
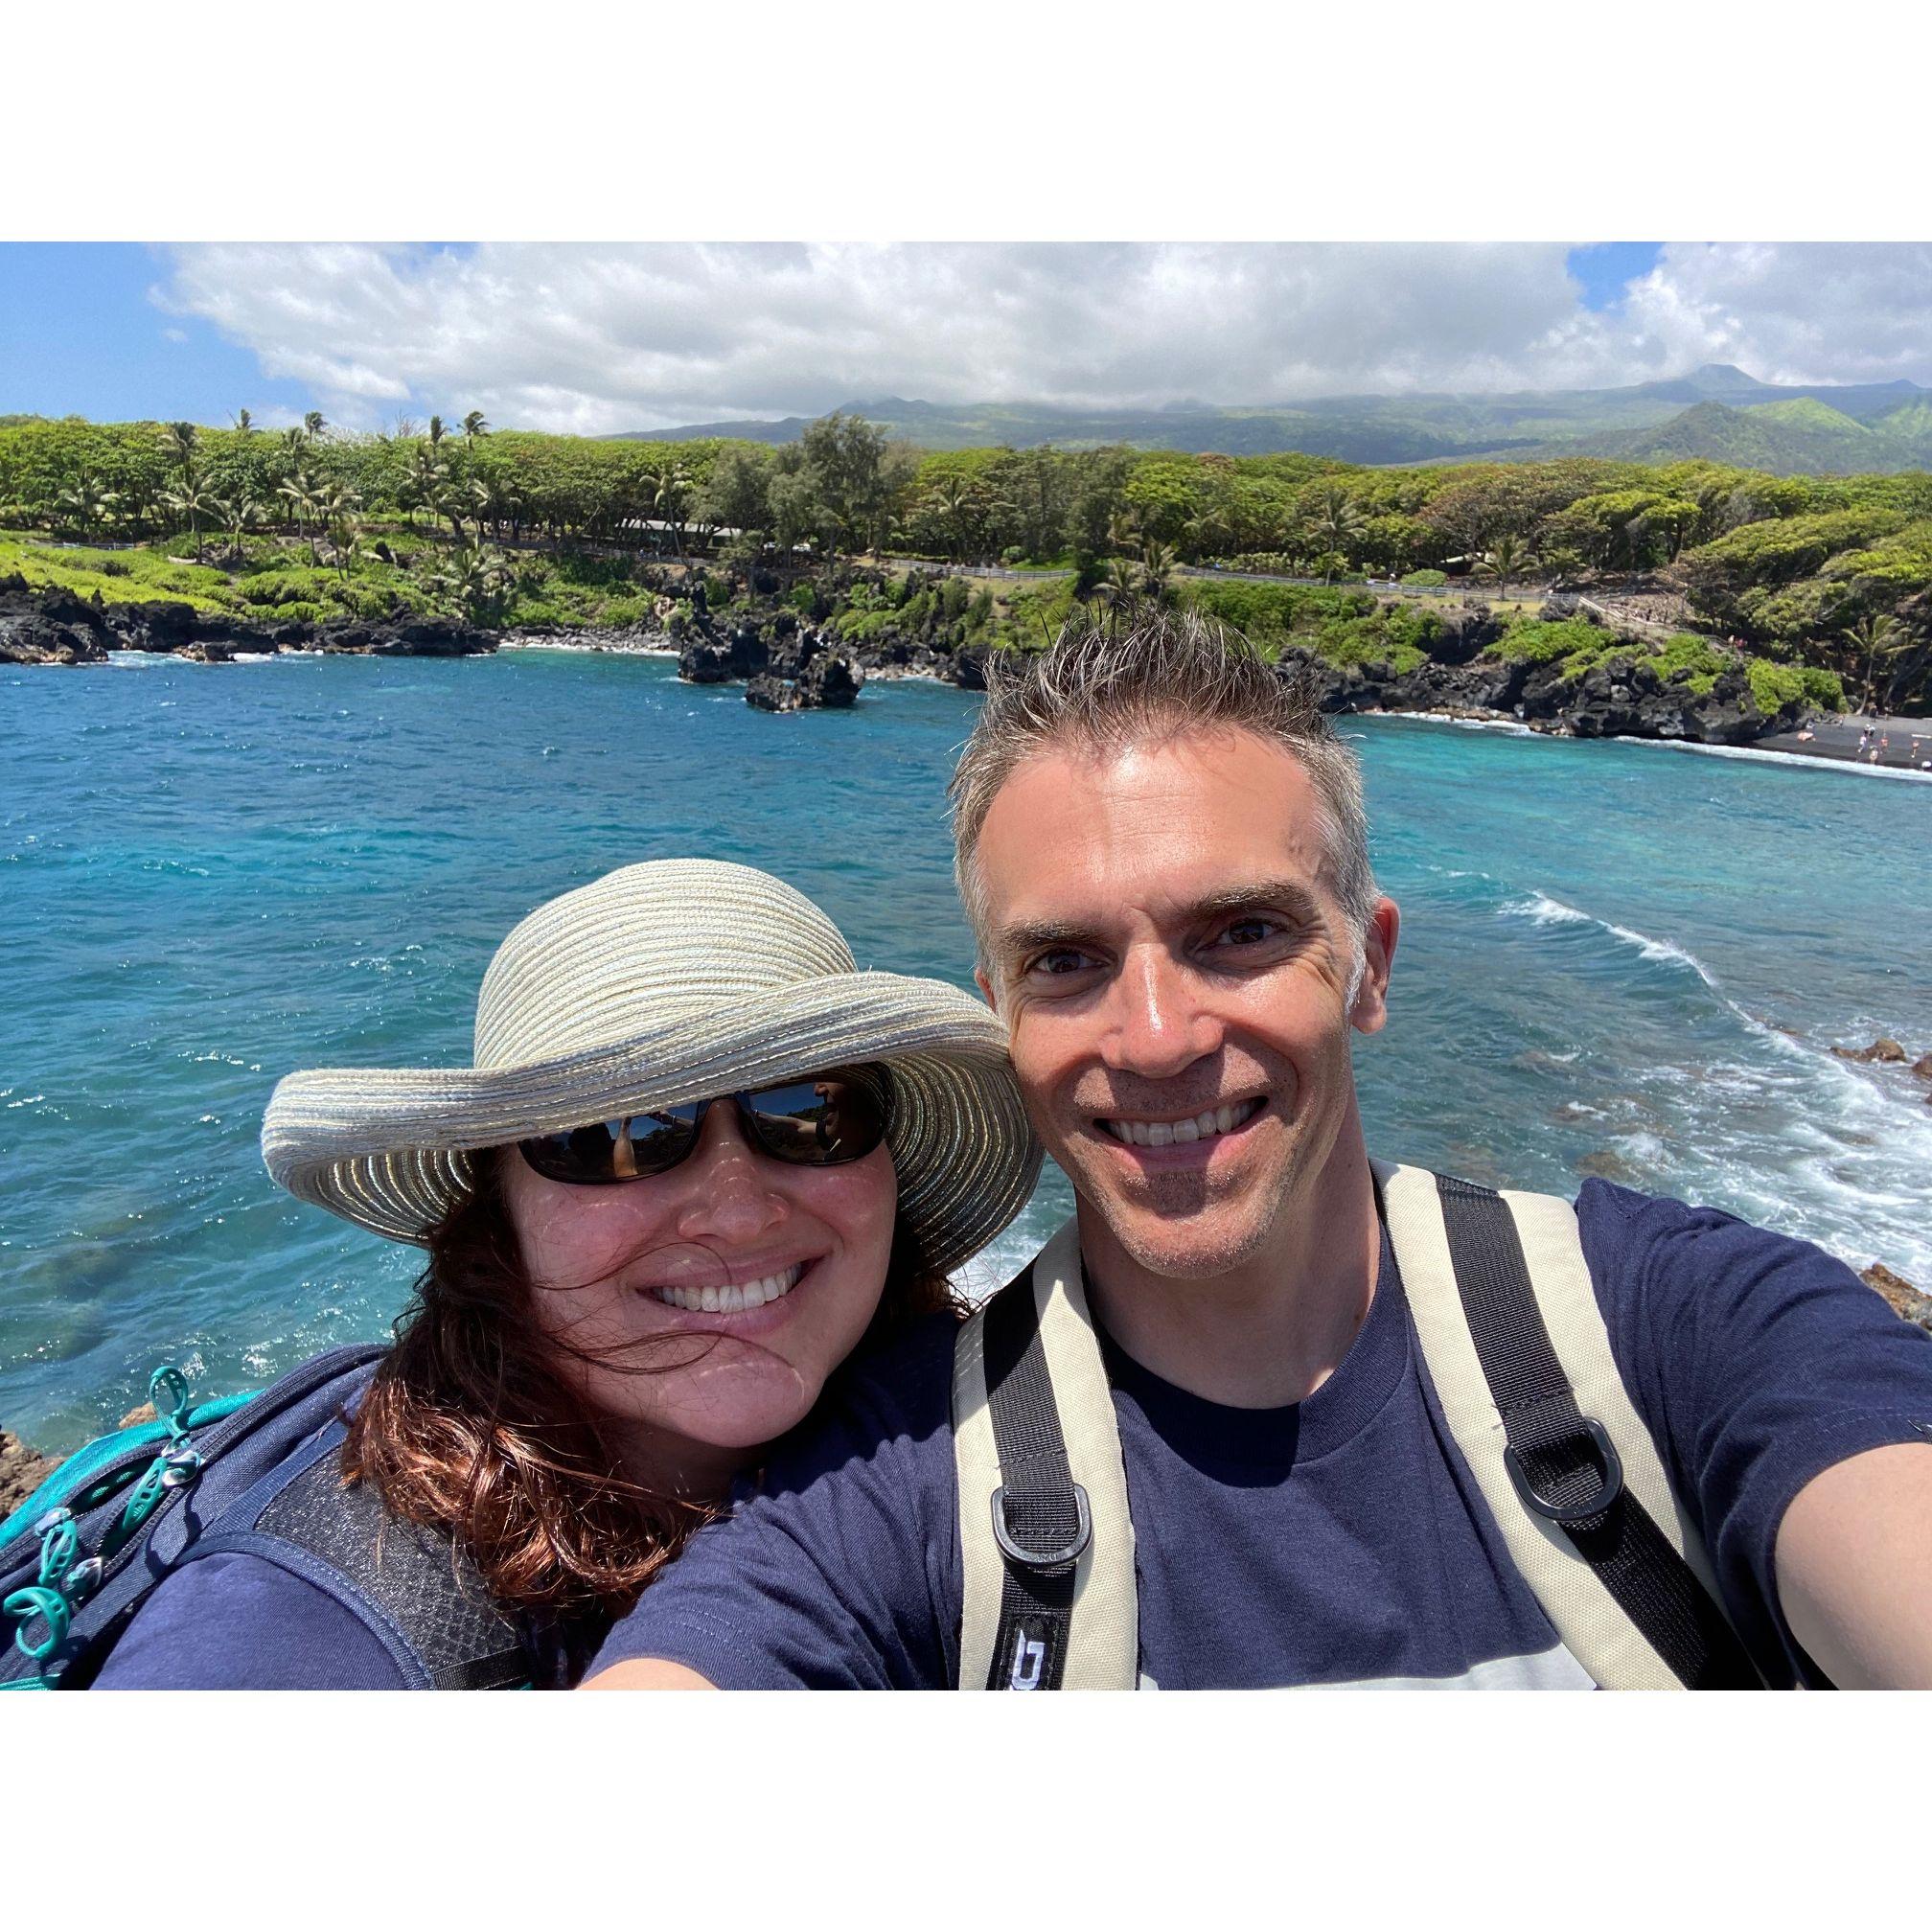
[153,242,1932,433]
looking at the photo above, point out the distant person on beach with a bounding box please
[81,862,1038,1688]
[588,614,1932,1692]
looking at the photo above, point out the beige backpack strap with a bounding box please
[1374,1159,1760,1689]
[953,1216,1138,1690]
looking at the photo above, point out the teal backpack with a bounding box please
[0,1345,540,1690]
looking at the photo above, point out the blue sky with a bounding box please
[1566,242,1665,310]
[3,242,1921,431]
[0,244,313,425]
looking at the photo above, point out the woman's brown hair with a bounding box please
[342,1146,957,1622]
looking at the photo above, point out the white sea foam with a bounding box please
[1612,736,1932,784]
[1500,891,1724,990]
[1393,710,1537,737]
[1499,886,1932,1276]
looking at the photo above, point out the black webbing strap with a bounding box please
[1433,1174,1760,1689]
[980,1266,1092,1690]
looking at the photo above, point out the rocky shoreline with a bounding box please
[0,570,1871,745]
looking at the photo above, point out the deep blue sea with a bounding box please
[4,646,1929,1451]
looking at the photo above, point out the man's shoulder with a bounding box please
[1572,1175,1863,1306]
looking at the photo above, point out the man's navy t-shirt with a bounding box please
[590,1180,1932,1690]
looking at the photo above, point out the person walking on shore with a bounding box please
[586,616,1932,1692]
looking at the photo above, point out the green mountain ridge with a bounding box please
[610,365,1932,469]
[1520,398,1932,476]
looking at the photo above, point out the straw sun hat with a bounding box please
[262,860,1043,1275]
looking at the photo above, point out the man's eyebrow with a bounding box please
[1185,878,1326,925]
[993,917,1099,961]
[992,880,1324,962]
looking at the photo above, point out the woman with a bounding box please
[92,858,1040,1688]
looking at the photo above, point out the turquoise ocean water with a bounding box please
[4,646,1929,1451]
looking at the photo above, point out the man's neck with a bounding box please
[1074,1129,1382,1410]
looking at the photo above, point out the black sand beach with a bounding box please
[1759,712,1932,770]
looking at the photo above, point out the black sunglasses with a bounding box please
[515,1067,890,1186]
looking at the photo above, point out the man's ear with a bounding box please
[974,965,999,1014]
[1349,897,1400,1035]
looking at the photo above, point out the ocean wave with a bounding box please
[1500,891,1723,990]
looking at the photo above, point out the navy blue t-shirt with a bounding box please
[588,1181,1932,1690]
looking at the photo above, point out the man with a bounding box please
[588,613,1932,1690]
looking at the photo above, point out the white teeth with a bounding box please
[1102,1100,1259,1148]
[646,1263,804,1314]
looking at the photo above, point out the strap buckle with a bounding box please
[990,1484,1092,1571]
[1504,1416,1624,1525]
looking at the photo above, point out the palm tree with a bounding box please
[303,411,327,441]
[162,475,218,561]
[649,464,693,558]
[317,482,363,578]
[55,472,118,538]
[166,421,199,480]
[277,471,325,563]
[231,408,255,436]
[1840,612,1913,712]
[214,490,264,560]
[433,541,518,625]
[1305,487,1367,581]
[1138,538,1178,601]
[427,415,447,450]
[929,478,980,562]
[1473,531,1534,603]
[407,442,449,534]
[462,410,489,446]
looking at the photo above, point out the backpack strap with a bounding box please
[953,1216,1138,1690]
[192,1430,532,1690]
[1374,1159,1762,1690]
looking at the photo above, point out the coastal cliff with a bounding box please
[0,566,1823,748]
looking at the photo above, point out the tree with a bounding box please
[166,421,199,481]
[277,470,324,561]
[215,489,264,559]
[433,541,519,625]
[303,411,327,441]
[1305,486,1367,579]
[1473,531,1535,602]
[788,412,904,560]
[232,409,255,436]
[1841,612,1913,712]
[162,474,218,560]
[427,414,447,450]
[462,410,489,446]
[55,472,118,538]
[406,442,449,533]
[696,445,774,544]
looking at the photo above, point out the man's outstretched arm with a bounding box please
[1775,1441,1932,1690]
[583,1659,718,1690]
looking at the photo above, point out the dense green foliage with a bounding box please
[2,407,1923,708]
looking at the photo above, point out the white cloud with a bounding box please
[153,242,1932,434]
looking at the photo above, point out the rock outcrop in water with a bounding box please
[745,651,864,712]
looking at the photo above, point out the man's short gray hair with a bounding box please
[949,610,1379,989]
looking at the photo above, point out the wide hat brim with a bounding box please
[262,971,1042,1277]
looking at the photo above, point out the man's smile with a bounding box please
[1094,1095,1266,1148]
